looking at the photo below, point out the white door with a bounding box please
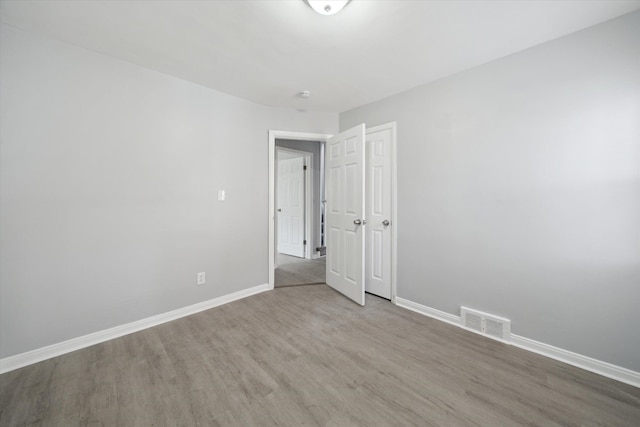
[365,123,394,299]
[277,156,305,257]
[325,124,366,305]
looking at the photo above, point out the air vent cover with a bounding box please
[464,312,483,333]
[461,307,511,343]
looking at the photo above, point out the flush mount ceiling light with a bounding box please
[306,0,351,16]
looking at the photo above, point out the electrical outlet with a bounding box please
[197,272,206,285]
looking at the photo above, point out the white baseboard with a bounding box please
[510,335,640,389]
[0,283,269,374]
[395,297,640,389]
[395,297,461,327]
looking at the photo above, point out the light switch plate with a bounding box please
[217,189,226,201]
[197,272,205,285]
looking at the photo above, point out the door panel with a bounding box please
[365,124,393,299]
[277,156,305,257]
[325,124,365,305]
[329,227,341,275]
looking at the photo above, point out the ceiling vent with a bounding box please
[461,307,511,343]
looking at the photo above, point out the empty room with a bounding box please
[1,1,639,425]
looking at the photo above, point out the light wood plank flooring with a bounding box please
[275,253,326,287]
[1,285,639,426]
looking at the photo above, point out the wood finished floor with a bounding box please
[275,253,326,287]
[1,285,639,426]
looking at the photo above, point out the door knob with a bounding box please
[354,219,362,225]
[382,219,390,226]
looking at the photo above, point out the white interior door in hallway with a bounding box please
[277,156,305,258]
[325,124,366,306]
[365,123,396,300]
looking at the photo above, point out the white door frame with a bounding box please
[269,130,332,290]
[275,146,313,260]
[389,123,399,304]
[268,128,397,302]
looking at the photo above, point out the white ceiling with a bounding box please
[2,0,639,112]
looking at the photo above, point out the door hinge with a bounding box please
[303,165,307,170]
[303,240,307,245]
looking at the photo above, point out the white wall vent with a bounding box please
[461,306,511,343]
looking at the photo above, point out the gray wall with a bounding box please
[0,24,338,358]
[341,11,640,372]
[276,139,323,255]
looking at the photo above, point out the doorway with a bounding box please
[272,134,329,287]
[268,125,397,303]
